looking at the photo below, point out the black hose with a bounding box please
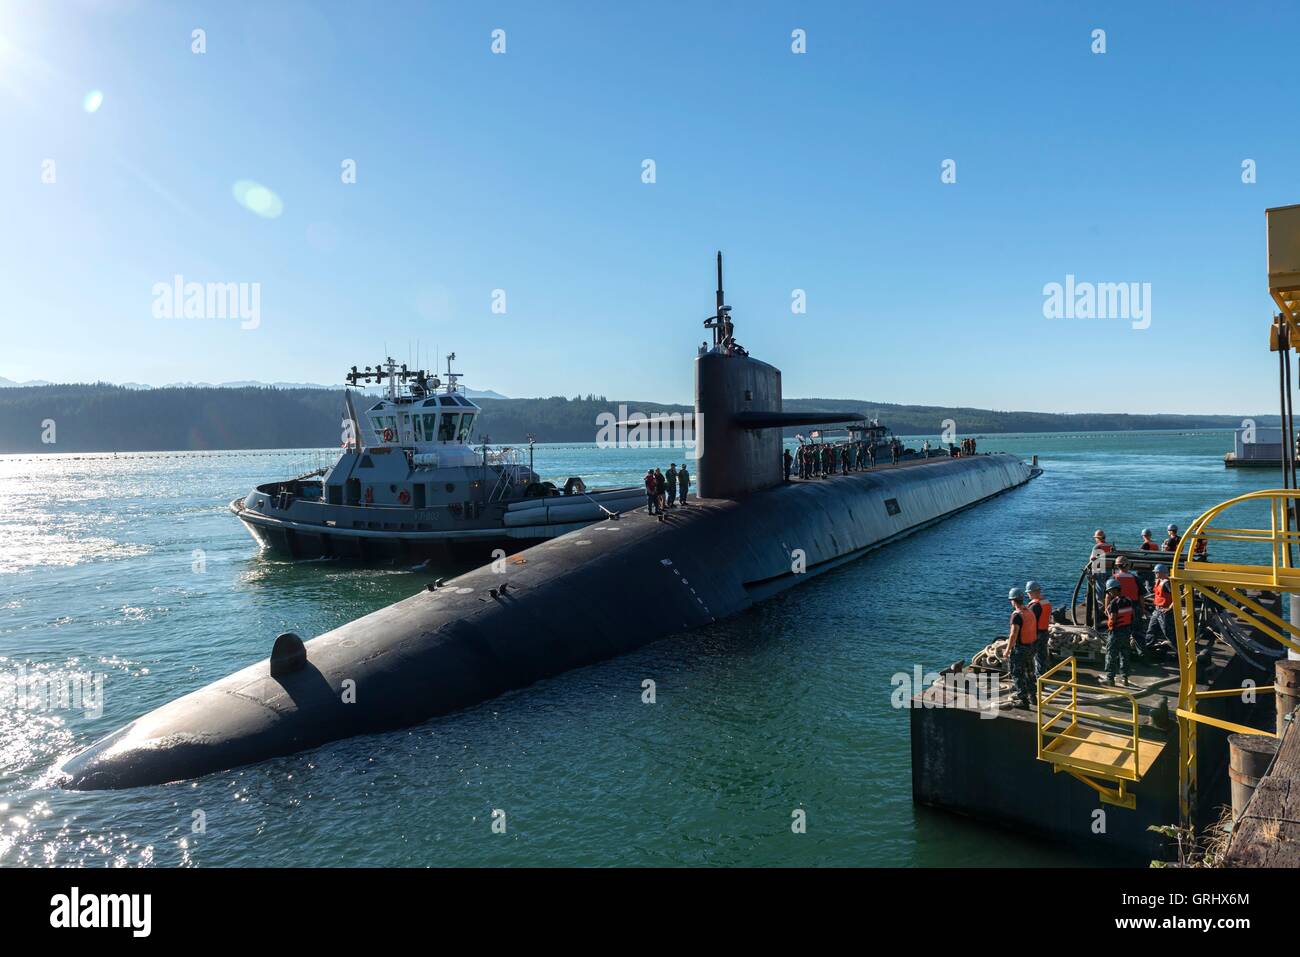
[1070,562,1088,626]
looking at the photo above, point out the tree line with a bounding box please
[0,383,1272,453]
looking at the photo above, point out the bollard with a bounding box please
[1228,733,1279,821]
[1276,659,1300,734]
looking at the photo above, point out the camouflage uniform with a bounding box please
[1104,593,1135,682]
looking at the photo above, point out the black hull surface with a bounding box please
[238,513,543,563]
[62,453,1034,790]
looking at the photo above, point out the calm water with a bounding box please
[0,431,1282,867]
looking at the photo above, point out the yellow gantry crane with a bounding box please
[1037,206,1300,828]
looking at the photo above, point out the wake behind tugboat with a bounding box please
[230,354,645,562]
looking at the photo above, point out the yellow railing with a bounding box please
[1170,489,1300,828]
[1037,656,1145,807]
[1038,657,1141,773]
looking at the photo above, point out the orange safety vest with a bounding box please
[1106,595,1135,629]
[1140,541,1160,551]
[1095,541,1114,553]
[1193,537,1207,557]
[1152,578,1172,609]
[1011,606,1038,645]
[1114,570,1140,602]
[1163,535,1180,552]
[1030,597,1053,632]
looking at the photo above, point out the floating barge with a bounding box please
[911,546,1283,863]
[1224,425,1295,468]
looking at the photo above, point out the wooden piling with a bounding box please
[1227,733,1280,822]
[1276,659,1300,733]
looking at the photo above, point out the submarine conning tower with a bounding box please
[695,252,865,499]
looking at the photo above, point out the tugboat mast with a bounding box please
[443,352,462,395]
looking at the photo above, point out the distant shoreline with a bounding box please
[0,383,1272,455]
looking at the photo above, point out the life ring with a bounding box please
[382,428,394,443]
[398,490,410,505]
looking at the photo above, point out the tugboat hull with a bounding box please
[232,498,588,561]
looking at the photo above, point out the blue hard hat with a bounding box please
[1008,587,1024,601]
[1153,563,1168,574]
[1141,528,1152,536]
[1105,578,1120,591]
[1167,524,1178,533]
[1025,580,1042,593]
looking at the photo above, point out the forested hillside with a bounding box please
[0,384,1269,453]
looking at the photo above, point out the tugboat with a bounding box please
[806,420,919,461]
[231,355,646,561]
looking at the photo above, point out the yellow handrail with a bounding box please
[1037,655,1142,783]
[1169,488,1300,828]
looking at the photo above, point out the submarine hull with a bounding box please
[61,453,1033,790]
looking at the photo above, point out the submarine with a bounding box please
[60,255,1038,790]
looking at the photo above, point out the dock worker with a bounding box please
[1142,563,1175,656]
[1112,555,1143,632]
[1092,529,1114,554]
[653,468,667,515]
[1006,587,1039,708]
[666,464,678,507]
[841,444,851,473]
[1192,534,1208,562]
[1025,581,1053,678]
[644,469,658,515]
[783,448,793,482]
[922,439,931,459]
[1103,578,1135,687]
[677,463,690,504]
[1162,524,1181,552]
[1139,528,1160,551]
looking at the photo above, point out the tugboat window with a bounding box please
[457,414,475,442]
[438,413,458,442]
[422,413,438,439]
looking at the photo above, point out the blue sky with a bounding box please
[1,0,1296,413]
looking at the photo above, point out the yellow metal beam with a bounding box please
[1175,708,1278,738]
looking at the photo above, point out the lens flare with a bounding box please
[231,180,284,219]
[82,90,103,113]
